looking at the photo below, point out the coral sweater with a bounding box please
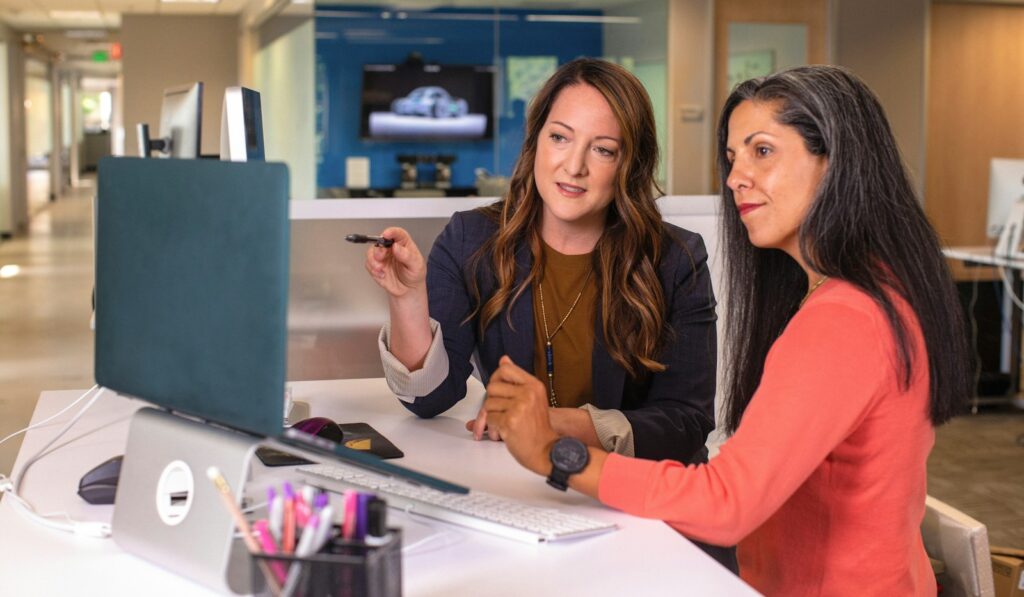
[599,280,936,596]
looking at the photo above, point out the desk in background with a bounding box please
[944,246,1024,403]
[0,378,756,596]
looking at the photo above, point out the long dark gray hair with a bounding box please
[717,65,970,433]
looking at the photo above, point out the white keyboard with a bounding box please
[297,462,617,544]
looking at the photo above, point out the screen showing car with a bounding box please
[360,64,495,141]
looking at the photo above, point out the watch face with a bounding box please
[552,438,589,473]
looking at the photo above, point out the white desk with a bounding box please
[944,246,1024,398]
[0,379,756,596]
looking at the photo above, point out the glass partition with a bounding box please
[312,1,667,199]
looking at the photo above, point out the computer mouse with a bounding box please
[78,454,123,505]
[291,417,345,444]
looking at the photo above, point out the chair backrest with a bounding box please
[922,495,995,597]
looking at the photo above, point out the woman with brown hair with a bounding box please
[364,57,732,569]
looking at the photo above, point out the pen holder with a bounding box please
[251,530,401,597]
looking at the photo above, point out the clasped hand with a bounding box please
[474,356,558,476]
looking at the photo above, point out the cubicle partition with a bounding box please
[288,195,725,449]
[288,197,494,382]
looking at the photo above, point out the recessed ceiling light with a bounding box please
[160,0,219,4]
[0,265,21,278]
[525,15,641,25]
[65,29,109,40]
[50,10,104,20]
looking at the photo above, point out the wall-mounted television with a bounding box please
[360,63,495,141]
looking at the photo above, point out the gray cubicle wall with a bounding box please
[287,198,495,381]
[287,196,724,400]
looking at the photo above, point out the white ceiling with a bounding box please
[1,0,654,32]
[0,0,255,31]
[8,0,1022,56]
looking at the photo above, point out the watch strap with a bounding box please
[546,467,571,491]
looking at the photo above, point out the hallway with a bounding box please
[0,181,95,475]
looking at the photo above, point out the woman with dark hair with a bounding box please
[483,65,970,595]
[364,58,734,568]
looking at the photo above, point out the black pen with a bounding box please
[345,234,394,248]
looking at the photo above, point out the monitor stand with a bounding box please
[995,197,1024,258]
[112,407,262,594]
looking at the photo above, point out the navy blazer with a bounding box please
[402,209,718,465]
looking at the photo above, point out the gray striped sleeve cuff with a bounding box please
[378,318,450,402]
[580,404,635,456]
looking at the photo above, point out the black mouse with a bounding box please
[291,417,345,444]
[78,454,123,505]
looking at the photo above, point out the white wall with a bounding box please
[0,25,28,236]
[0,41,10,235]
[253,16,316,200]
[121,15,240,158]
[25,69,52,162]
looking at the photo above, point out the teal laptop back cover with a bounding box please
[95,157,290,438]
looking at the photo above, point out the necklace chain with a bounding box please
[799,275,829,309]
[538,268,593,408]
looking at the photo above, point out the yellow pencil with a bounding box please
[206,467,283,595]
[206,466,261,554]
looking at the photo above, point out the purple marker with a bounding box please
[355,493,373,540]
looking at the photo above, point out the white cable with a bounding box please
[967,272,982,415]
[0,387,112,538]
[0,384,99,448]
[998,266,1024,310]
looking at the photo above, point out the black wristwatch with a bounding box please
[546,437,590,491]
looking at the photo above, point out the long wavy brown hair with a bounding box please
[467,58,670,377]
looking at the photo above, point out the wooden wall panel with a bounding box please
[714,0,829,115]
[927,4,1024,279]
[712,0,829,187]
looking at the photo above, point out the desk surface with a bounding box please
[944,246,1024,269]
[0,379,755,596]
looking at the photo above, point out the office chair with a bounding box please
[921,495,996,597]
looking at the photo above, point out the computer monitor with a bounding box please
[986,158,1024,238]
[137,82,203,158]
[220,86,265,162]
[986,158,1024,257]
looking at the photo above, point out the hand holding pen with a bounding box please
[360,227,427,299]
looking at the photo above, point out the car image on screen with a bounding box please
[390,86,469,119]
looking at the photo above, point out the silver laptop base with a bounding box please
[112,407,260,594]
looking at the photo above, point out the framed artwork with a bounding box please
[728,50,775,90]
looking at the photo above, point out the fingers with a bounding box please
[472,408,488,441]
[362,226,427,294]
[366,245,386,279]
[378,226,412,246]
[490,355,535,386]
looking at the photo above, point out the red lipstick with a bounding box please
[737,203,762,216]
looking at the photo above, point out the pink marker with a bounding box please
[342,491,358,540]
[294,491,310,529]
[253,519,286,583]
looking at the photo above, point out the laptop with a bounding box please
[94,156,466,490]
[94,157,466,592]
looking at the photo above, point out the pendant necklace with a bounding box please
[799,275,829,309]
[537,269,593,408]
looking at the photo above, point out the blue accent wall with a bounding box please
[315,6,603,192]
